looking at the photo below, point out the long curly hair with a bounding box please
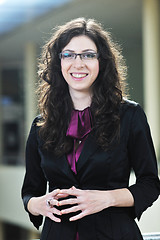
[37,17,128,155]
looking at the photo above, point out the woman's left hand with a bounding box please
[58,186,113,221]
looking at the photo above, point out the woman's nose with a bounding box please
[73,55,85,68]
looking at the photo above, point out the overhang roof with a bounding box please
[0,0,142,62]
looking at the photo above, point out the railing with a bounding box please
[33,234,160,240]
[143,233,160,240]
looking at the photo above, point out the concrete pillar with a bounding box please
[0,70,2,164]
[0,221,4,240]
[142,0,160,157]
[24,43,37,136]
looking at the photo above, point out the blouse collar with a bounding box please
[66,107,92,139]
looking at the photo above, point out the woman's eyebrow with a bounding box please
[62,49,74,52]
[81,49,96,52]
[62,49,97,52]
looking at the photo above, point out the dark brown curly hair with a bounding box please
[37,17,128,155]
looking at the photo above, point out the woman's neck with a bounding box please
[69,89,92,110]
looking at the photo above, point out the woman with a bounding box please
[21,18,160,240]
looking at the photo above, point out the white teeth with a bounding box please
[71,73,87,78]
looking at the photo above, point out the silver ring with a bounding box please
[46,198,53,207]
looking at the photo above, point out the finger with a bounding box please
[46,197,59,208]
[61,205,80,214]
[58,198,77,206]
[69,211,86,221]
[46,189,61,206]
[47,212,61,223]
[48,198,59,207]
[51,207,62,216]
[55,193,70,200]
[50,189,60,197]
[60,187,80,196]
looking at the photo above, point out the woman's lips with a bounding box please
[70,73,88,80]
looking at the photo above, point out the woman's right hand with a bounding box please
[27,189,63,222]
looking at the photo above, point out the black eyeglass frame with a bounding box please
[59,52,99,60]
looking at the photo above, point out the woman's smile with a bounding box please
[70,72,89,80]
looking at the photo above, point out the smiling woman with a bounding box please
[21,18,160,240]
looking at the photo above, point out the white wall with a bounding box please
[0,166,39,233]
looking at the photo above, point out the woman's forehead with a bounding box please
[62,35,97,52]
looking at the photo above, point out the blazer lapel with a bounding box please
[76,134,99,173]
[55,154,80,184]
[44,134,99,184]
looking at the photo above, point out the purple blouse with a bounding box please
[66,107,92,173]
[66,107,92,240]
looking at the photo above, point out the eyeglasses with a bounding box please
[59,52,99,61]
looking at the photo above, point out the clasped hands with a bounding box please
[28,186,113,222]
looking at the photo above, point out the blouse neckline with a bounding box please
[66,106,92,173]
[73,106,90,112]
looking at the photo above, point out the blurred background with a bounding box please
[0,0,159,239]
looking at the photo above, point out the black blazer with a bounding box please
[22,100,160,240]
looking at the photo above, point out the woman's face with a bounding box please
[60,35,99,96]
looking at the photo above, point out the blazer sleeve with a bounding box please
[21,118,47,229]
[127,105,160,220]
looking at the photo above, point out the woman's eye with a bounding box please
[83,53,96,59]
[63,53,73,58]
